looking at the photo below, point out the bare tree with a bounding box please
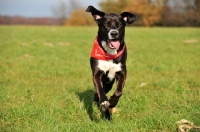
[52,0,82,25]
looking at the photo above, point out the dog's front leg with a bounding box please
[109,69,126,108]
[93,70,110,111]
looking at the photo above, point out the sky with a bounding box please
[0,0,101,17]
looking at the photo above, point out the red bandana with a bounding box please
[91,36,125,60]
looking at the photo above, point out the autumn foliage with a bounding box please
[66,0,200,27]
[66,9,95,26]
[124,0,163,26]
[68,0,163,26]
[99,0,128,14]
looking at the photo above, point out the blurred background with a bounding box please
[0,0,199,27]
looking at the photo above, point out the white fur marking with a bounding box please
[98,60,121,81]
[102,41,117,55]
[100,101,110,111]
[95,15,101,20]
[123,17,127,22]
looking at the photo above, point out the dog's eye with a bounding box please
[105,21,111,27]
[116,22,122,27]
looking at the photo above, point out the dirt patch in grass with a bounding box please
[21,43,30,46]
[20,54,33,59]
[183,39,198,44]
[57,42,71,46]
[43,42,54,47]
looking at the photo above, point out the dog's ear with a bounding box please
[121,12,137,24]
[86,5,105,24]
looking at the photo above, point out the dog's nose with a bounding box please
[110,30,119,38]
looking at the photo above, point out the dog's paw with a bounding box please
[100,101,110,111]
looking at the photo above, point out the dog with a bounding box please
[86,5,136,120]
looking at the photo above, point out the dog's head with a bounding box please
[86,5,136,52]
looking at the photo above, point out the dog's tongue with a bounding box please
[110,41,120,50]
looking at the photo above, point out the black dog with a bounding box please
[86,5,136,120]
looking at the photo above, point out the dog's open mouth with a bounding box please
[107,40,120,50]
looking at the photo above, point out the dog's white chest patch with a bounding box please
[98,60,121,81]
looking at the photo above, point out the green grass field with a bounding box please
[0,26,200,131]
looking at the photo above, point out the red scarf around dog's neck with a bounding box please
[91,36,125,60]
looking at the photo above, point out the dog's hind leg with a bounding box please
[94,93,99,103]
[103,79,115,94]
[105,109,111,120]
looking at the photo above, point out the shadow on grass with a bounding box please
[76,89,101,122]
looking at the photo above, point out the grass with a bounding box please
[0,26,200,131]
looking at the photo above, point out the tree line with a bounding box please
[0,16,60,25]
[0,0,199,26]
[67,0,200,27]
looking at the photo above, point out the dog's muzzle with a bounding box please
[108,29,119,40]
[107,29,120,50]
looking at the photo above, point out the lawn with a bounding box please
[0,26,200,131]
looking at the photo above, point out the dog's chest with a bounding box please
[98,60,121,81]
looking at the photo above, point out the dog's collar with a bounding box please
[91,36,125,60]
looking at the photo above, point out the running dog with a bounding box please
[86,5,136,120]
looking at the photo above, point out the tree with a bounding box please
[194,0,200,26]
[98,0,163,26]
[66,9,95,26]
[161,0,200,26]
[52,0,82,25]
[99,0,129,14]
[124,0,163,26]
